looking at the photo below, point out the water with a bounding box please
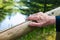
[0,0,29,32]
[0,12,27,32]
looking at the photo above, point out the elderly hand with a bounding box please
[27,12,56,27]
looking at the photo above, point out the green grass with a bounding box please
[16,24,56,40]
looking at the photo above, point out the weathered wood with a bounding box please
[0,21,32,40]
[0,7,60,40]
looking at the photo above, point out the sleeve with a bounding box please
[56,16,60,32]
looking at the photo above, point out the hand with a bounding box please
[27,12,56,27]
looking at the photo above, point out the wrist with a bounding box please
[49,16,56,24]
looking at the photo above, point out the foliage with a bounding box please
[0,0,58,40]
[17,0,60,15]
[15,0,57,40]
[0,0,14,22]
[16,25,56,40]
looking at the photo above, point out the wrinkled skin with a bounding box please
[27,12,55,27]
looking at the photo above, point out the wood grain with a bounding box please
[0,7,60,40]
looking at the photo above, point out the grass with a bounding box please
[16,24,56,40]
[15,3,56,40]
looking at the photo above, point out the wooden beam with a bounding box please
[0,7,60,40]
[0,21,32,40]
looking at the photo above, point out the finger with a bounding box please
[27,12,44,21]
[37,12,48,17]
[27,15,39,21]
[29,22,45,27]
[37,12,44,16]
[27,16,36,21]
[29,22,40,26]
[37,12,43,14]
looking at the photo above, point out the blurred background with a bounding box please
[0,0,60,40]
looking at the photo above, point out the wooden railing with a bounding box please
[0,7,60,40]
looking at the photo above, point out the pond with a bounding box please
[0,12,27,32]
